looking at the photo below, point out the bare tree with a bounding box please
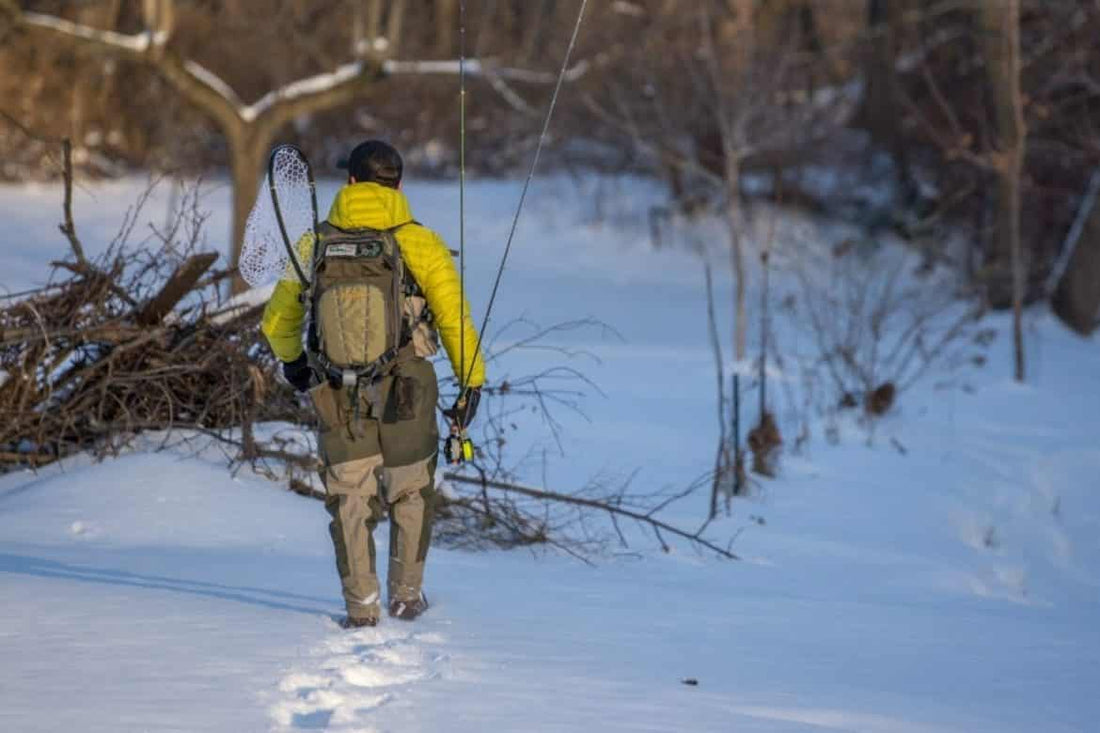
[893,0,1029,379]
[3,0,592,291]
[585,1,861,357]
[860,0,910,193]
[434,0,458,57]
[4,0,402,289]
[977,0,1027,381]
[703,260,729,518]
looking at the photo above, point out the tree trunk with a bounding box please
[385,0,407,55]
[978,0,1026,380]
[520,0,551,64]
[1052,171,1100,335]
[726,155,747,363]
[1003,146,1025,380]
[703,261,726,521]
[718,0,752,364]
[863,0,910,194]
[228,127,273,293]
[71,0,123,152]
[434,0,457,57]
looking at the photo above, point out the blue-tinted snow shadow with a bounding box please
[0,468,72,507]
[0,552,333,616]
[291,709,334,730]
[0,480,43,507]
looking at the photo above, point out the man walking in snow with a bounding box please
[260,140,484,627]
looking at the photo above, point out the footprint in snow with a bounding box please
[269,619,450,731]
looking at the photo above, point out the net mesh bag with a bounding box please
[240,146,317,288]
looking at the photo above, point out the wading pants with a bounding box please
[310,358,439,622]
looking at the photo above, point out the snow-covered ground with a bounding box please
[1,175,1098,732]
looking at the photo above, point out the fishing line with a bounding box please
[461,0,590,390]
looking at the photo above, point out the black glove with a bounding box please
[282,353,312,393]
[443,387,481,427]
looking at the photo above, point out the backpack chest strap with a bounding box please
[312,341,420,390]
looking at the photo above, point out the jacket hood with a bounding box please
[327,182,413,230]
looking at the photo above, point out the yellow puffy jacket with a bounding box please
[260,182,485,388]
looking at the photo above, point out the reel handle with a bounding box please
[444,422,474,465]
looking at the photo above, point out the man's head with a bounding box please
[344,140,403,188]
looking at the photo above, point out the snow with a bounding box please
[1,175,1099,731]
[245,62,366,123]
[184,60,245,111]
[380,57,592,85]
[21,12,163,54]
[384,59,479,76]
[208,282,276,325]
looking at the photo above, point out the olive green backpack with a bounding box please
[307,221,414,387]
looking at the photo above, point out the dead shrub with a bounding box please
[865,382,896,416]
[748,411,782,477]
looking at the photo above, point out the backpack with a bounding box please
[306,221,421,387]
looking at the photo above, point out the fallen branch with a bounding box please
[136,252,218,326]
[442,472,740,560]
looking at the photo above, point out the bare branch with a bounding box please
[253,61,382,130]
[21,10,161,54]
[442,472,740,560]
[58,139,86,265]
[16,3,590,142]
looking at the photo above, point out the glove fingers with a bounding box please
[464,390,480,424]
[443,388,481,426]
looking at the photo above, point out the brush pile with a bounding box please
[0,227,304,473]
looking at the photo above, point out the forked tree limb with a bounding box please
[14,4,596,139]
[10,0,601,282]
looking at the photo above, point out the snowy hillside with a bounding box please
[1,176,1098,732]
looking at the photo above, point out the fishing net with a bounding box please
[240,145,317,288]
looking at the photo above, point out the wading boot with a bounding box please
[388,592,429,621]
[340,614,379,629]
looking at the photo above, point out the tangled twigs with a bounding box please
[424,314,743,560]
[790,236,981,415]
[0,181,303,473]
[441,472,741,560]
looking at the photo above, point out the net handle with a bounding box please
[268,144,314,288]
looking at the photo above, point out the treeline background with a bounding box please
[1,1,1098,330]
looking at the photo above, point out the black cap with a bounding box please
[340,140,403,188]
